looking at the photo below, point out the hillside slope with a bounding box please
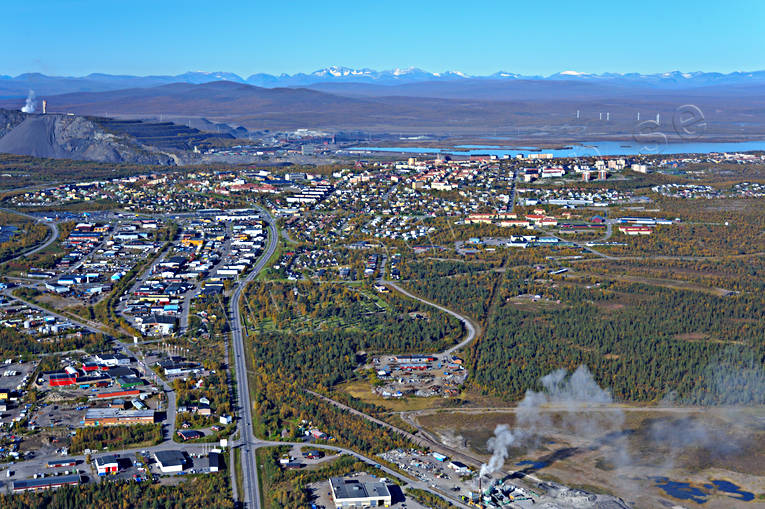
[0,110,174,164]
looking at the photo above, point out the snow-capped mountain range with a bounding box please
[1,67,764,98]
[228,66,765,87]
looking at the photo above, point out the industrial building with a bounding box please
[618,225,653,235]
[154,450,187,473]
[95,455,120,476]
[329,476,392,508]
[209,451,222,472]
[84,408,155,426]
[13,474,82,492]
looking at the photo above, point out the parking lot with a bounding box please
[0,360,37,393]
[308,472,430,509]
[33,403,85,429]
[371,354,467,398]
[378,449,475,498]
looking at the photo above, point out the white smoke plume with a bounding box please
[480,365,622,478]
[21,90,36,113]
[479,362,759,481]
[480,424,524,477]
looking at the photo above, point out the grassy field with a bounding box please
[336,379,515,414]
[566,269,735,296]
[335,379,447,412]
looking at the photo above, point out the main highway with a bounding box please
[227,209,472,509]
[229,205,277,509]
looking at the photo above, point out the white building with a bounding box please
[95,455,119,476]
[154,450,186,474]
[329,477,392,508]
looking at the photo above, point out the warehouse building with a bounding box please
[329,477,392,508]
[209,451,222,472]
[154,450,187,473]
[13,474,82,492]
[95,455,120,476]
[84,408,155,426]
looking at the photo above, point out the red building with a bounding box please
[49,373,77,387]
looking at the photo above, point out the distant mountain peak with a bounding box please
[2,68,765,99]
[312,66,375,77]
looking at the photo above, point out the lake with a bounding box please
[653,477,755,504]
[350,140,765,158]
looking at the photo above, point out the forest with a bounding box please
[244,281,461,386]
[242,281,431,449]
[404,270,499,323]
[469,268,765,404]
[401,258,499,280]
[70,424,163,453]
[0,326,107,358]
[251,369,413,451]
[0,217,49,263]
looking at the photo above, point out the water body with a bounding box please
[704,480,755,502]
[515,460,549,470]
[0,225,18,243]
[350,140,765,157]
[654,478,710,504]
[654,477,755,504]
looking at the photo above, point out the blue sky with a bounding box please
[3,0,763,77]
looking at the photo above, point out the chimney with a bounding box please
[42,100,47,114]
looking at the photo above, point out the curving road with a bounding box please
[0,203,475,507]
[229,205,277,508]
[384,280,479,356]
[229,213,469,509]
[0,207,59,260]
[252,440,472,509]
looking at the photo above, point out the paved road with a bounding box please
[303,390,475,508]
[0,207,59,259]
[384,281,478,356]
[541,227,616,260]
[229,206,277,509]
[251,440,473,509]
[228,215,472,508]
[5,291,112,337]
[306,389,422,445]
[1,205,472,507]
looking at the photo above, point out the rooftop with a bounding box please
[85,408,154,419]
[154,450,187,467]
[13,474,81,490]
[330,476,391,501]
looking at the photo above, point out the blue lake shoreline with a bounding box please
[350,140,765,158]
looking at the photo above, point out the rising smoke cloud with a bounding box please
[480,365,618,477]
[479,363,759,480]
[21,90,36,113]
